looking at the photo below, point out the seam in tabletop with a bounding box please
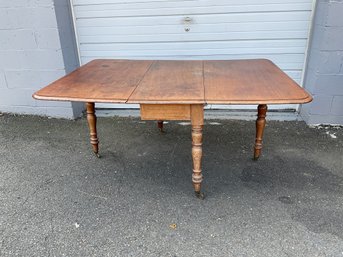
[126,60,156,103]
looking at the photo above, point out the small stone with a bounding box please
[169,223,177,229]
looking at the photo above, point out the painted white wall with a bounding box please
[300,0,343,125]
[0,0,76,118]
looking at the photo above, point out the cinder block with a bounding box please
[314,2,329,26]
[317,51,343,74]
[306,48,321,70]
[0,88,36,106]
[39,70,66,85]
[35,28,61,49]
[34,0,54,7]
[1,8,35,30]
[0,106,47,116]
[331,96,343,115]
[303,67,317,94]
[0,1,24,8]
[5,69,67,90]
[0,105,75,119]
[0,0,54,7]
[0,51,23,69]
[299,102,311,122]
[306,115,324,125]
[307,114,343,125]
[21,50,65,70]
[0,1,32,8]
[46,106,75,119]
[5,7,57,29]
[0,30,37,50]
[322,27,343,51]
[35,99,71,108]
[315,75,343,95]
[5,70,41,89]
[0,89,73,118]
[309,95,333,115]
[0,71,7,89]
[310,25,325,50]
[0,9,12,29]
[326,2,343,27]
[32,7,58,28]
[328,115,343,125]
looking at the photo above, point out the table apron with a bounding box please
[140,104,193,120]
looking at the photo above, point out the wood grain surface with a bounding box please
[204,59,312,104]
[128,60,204,104]
[33,59,152,103]
[33,59,312,105]
[140,104,191,120]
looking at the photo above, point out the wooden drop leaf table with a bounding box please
[33,59,312,199]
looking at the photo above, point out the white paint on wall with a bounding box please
[0,0,73,118]
[0,0,76,118]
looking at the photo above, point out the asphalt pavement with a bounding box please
[0,113,343,257]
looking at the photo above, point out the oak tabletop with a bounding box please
[33,59,312,105]
[128,60,204,104]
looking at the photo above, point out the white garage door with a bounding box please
[70,0,315,110]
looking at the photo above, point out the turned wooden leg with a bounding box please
[192,125,203,197]
[254,104,267,160]
[191,105,204,199]
[86,102,100,158]
[157,120,164,132]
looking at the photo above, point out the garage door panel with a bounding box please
[80,31,309,44]
[74,0,312,12]
[74,3,312,18]
[80,47,306,57]
[80,39,307,51]
[73,0,196,5]
[77,21,310,37]
[76,12,312,27]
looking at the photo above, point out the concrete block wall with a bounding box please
[301,0,343,125]
[0,0,82,119]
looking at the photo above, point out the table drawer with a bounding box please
[140,104,191,120]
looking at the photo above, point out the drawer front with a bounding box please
[140,104,191,120]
